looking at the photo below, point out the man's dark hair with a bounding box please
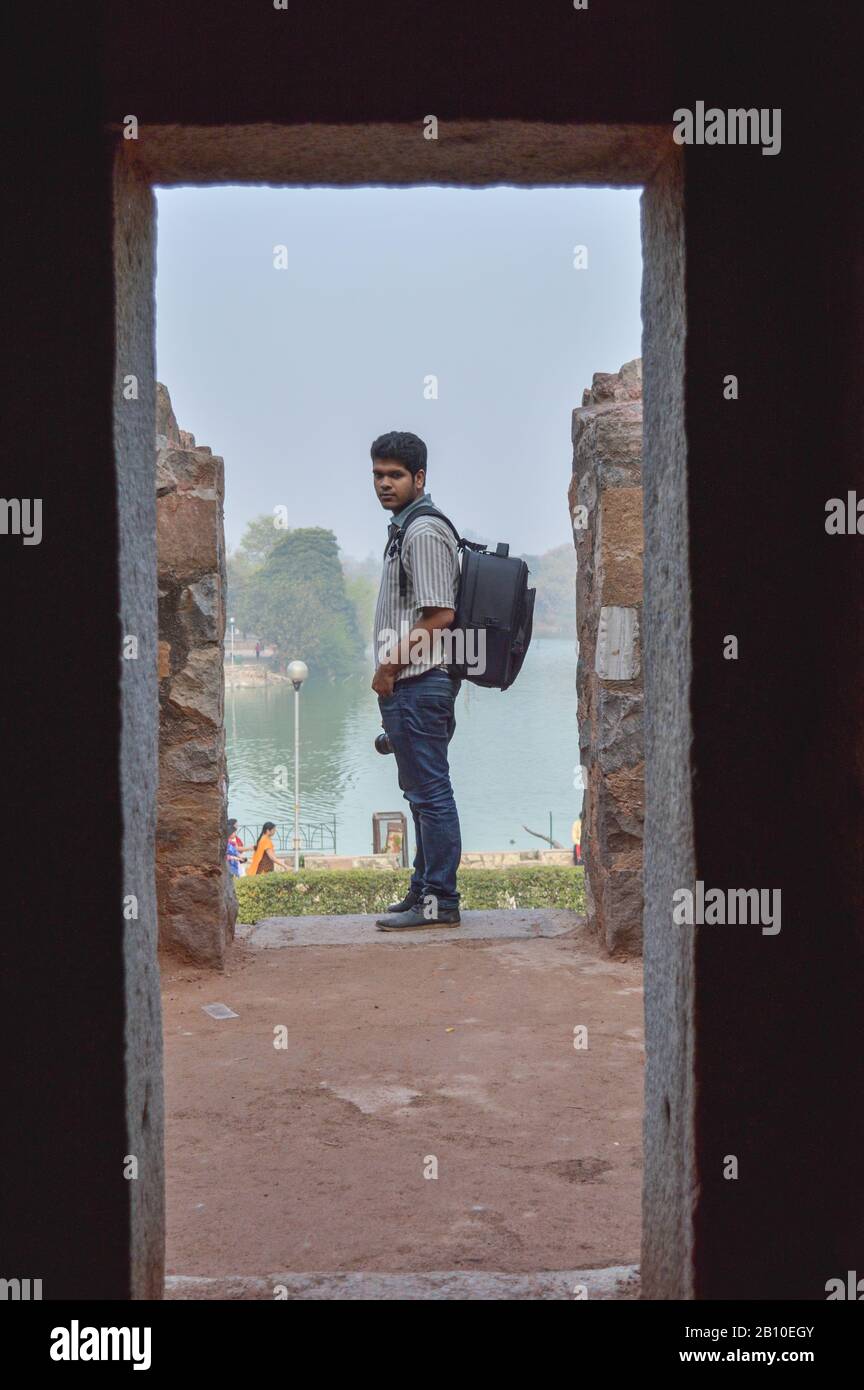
[370,431,427,478]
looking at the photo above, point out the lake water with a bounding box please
[226,637,581,856]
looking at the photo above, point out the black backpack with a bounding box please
[388,504,535,691]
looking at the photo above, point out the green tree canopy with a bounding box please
[225,548,255,634]
[246,528,364,677]
[238,512,288,568]
[226,514,289,633]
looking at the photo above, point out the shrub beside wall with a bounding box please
[236,865,585,923]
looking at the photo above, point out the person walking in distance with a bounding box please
[370,431,464,931]
[226,818,247,877]
[247,822,289,875]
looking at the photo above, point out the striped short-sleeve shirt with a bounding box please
[373,505,461,684]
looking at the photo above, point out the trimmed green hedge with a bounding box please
[235,865,585,923]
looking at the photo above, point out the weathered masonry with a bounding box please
[7,1,863,1304]
[571,361,645,955]
[156,384,236,968]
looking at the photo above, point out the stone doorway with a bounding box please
[112,123,689,1297]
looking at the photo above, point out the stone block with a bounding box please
[157,491,221,577]
[606,760,645,838]
[156,785,225,867]
[162,736,223,785]
[596,605,640,680]
[573,401,643,476]
[156,381,180,445]
[585,358,643,404]
[596,684,643,774]
[598,487,644,606]
[177,575,221,645]
[601,868,644,954]
[157,447,219,494]
[159,870,228,966]
[168,645,224,726]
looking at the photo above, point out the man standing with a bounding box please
[370,431,463,931]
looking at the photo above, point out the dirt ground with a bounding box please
[162,917,644,1278]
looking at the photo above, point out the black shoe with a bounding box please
[376,905,461,931]
[385,889,423,913]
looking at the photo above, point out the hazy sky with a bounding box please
[155,185,642,559]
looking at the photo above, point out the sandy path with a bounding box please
[162,919,643,1278]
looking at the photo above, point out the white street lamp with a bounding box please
[286,660,309,871]
[229,616,236,666]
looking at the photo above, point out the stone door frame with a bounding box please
[111,122,692,1298]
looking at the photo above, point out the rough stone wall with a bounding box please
[156,383,236,967]
[570,360,644,956]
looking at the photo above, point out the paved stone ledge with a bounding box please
[165,1266,640,1300]
[236,908,586,949]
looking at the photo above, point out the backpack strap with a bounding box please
[388,505,468,598]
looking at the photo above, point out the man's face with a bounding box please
[372,458,424,512]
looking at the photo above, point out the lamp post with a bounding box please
[229,616,236,665]
[286,660,309,871]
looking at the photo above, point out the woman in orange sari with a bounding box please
[248,822,288,875]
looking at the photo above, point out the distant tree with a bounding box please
[341,551,381,584]
[238,513,287,568]
[343,573,378,646]
[225,548,256,635]
[341,552,382,650]
[247,528,364,676]
[252,574,323,665]
[519,542,577,639]
[225,514,288,638]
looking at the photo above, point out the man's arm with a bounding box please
[372,605,455,695]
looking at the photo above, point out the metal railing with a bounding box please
[238,819,337,855]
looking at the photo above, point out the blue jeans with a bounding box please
[378,667,463,910]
